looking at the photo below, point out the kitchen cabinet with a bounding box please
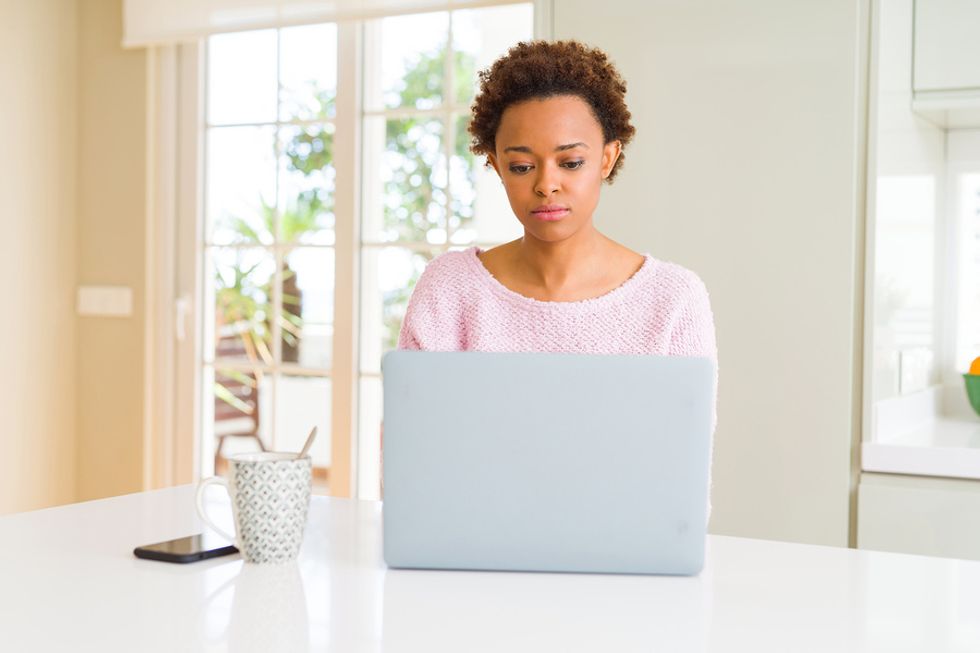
[912,0,980,127]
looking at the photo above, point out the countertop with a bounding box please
[1,485,978,651]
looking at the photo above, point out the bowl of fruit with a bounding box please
[964,357,980,417]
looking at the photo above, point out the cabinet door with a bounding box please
[858,473,980,561]
[914,0,980,92]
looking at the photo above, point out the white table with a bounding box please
[1,485,978,652]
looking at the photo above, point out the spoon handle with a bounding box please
[298,426,317,460]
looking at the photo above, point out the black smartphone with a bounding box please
[133,533,238,563]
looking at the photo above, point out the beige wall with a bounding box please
[75,0,146,502]
[0,0,79,513]
[555,0,868,546]
[0,0,146,514]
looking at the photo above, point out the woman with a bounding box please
[398,40,717,369]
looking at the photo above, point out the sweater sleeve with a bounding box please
[397,254,457,351]
[668,274,719,525]
[397,303,422,351]
[668,276,717,363]
[669,277,718,434]
[397,272,428,350]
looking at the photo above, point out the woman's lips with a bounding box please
[532,208,570,221]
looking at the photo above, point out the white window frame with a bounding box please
[944,131,980,386]
[144,42,204,491]
[355,3,540,499]
[145,0,553,497]
[190,24,360,495]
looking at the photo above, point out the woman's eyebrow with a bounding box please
[503,142,589,154]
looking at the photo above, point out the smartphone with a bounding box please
[133,533,238,563]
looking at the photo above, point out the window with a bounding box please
[203,25,339,486]
[952,167,980,375]
[200,3,533,496]
[357,5,533,498]
[872,175,936,400]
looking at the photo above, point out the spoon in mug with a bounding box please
[297,426,317,460]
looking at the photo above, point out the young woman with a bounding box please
[398,40,717,369]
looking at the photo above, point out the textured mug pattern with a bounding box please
[230,457,312,564]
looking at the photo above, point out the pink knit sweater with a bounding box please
[398,246,717,363]
[396,245,719,517]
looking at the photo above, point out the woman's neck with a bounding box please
[514,226,609,291]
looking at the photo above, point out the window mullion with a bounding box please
[362,104,474,119]
[269,28,285,452]
[444,12,455,251]
[207,117,338,130]
[330,20,363,498]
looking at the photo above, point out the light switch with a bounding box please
[77,285,133,317]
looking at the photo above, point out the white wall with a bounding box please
[0,0,78,513]
[554,0,869,546]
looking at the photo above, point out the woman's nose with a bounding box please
[534,164,560,196]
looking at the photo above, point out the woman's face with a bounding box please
[486,94,621,245]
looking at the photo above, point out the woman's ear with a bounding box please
[486,152,502,179]
[601,140,622,179]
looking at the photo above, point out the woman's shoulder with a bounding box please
[408,247,484,306]
[636,254,711,307]
[398,248,483,350]
[652,257,707,289]
[598,237,704,302]
[415,247,481,289]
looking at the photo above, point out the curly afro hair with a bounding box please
[468,39,636,183]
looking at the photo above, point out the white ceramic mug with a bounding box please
[196,452,312,564]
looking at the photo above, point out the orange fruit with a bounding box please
[970,356,980,375]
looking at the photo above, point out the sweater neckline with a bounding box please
[465,246,656,309]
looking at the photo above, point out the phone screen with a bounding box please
[134,533,238,563]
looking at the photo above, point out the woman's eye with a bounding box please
[562,160,585,169]
[508,161,584,174]
[509,165,532,174]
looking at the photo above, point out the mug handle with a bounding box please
[195,476,237,544]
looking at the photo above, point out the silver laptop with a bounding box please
[381,350,715,575]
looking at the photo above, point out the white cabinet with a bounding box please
[914,0,980,91]
[858,472,980,561]
[912,0,980,126]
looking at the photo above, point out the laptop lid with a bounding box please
[381,350,715,575]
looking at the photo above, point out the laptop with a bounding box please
[381,350,715,575]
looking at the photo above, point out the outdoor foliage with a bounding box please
[214,42,479,404]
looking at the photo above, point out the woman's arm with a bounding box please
[668,276,717,363]
[668,275,718,524]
